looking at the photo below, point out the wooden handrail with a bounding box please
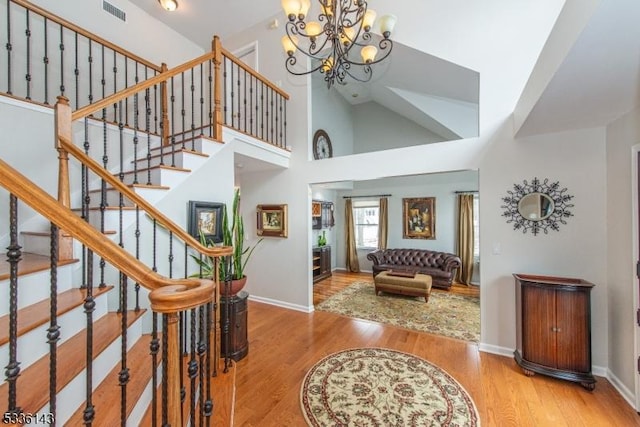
[0,158,214,307]
[56,133,232,259]
[72,50,217,121]
[220,47,290,100]
[9,0,162,72]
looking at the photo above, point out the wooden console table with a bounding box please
[513,273,595,389]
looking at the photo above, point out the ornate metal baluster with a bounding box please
[284,98,287,149]
[5,0,12,94]
[43,17,48,103]
[236,64,241,129]
[275,92,280,146]
[223,57,228,125]
[150,312,159,426]
[81,117,91,289]
[124,58,129,126]
[203,301,213,423]
[208,59,213,137]
[189,308,198,426]
[190,67,195,147]
[200,62,204,139]
[119,274,129,425]
[59,24,65,96]
[261,84,265,140]
[170,76,176,164]
[270,88,274,144]
[181,71,186,150]
[250,75,254,137]
[99,97,107,289]
[5,194,22,416]
[230,61,235,128]
[25,10,31,99]
[74,32,79,109]
[83,247,96,425]
[243,71,247,133]
[87,39,93,105]
[197,305,206,427]
[112,50,117,121]
[48,223,60,420]
[154,70,159,134]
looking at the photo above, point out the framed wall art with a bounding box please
[188,201,224,243]
[257,204,288,238]
[403,197,436,239]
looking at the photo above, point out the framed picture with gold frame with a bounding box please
[403,197,436,240]
[257,204,288,238]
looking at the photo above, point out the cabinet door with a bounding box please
[321,247,331,274]
[522,285,556,368]
[556,289,590,372]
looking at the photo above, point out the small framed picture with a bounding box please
[188,201,224,243]
[257,204,288,238]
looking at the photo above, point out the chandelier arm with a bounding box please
[284,55,327,76]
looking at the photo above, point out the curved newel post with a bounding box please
[212,36,223,141]
[160,63,170,146]
[53,96,74,259]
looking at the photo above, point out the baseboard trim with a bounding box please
[333,267,373,274]
[247,294,313,313]
[607,369,636,409]
[478,343,513,357]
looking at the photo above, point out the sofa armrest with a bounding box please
[366,250,384,265]
[442,254,462,272]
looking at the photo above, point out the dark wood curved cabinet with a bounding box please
[513,274,596,390]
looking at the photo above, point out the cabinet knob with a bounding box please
[551,327,562,332]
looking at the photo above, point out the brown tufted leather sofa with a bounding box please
[366,249,462,290]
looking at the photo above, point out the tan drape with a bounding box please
[377,197,388,250]
[345,199,360,272]
[455,194,474,285]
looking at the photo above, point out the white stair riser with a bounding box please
[89,186,169,208]
[118,167,189,187]
[0,265,74,317]
[0,290,109,376]
[127,362,163,427]
[192,138,224,156]
[134,150,208,170]
[36,314,145,426]
[84,209,139,232]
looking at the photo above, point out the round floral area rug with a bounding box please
[300,348,480,427]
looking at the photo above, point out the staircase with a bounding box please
[0,0,289,424]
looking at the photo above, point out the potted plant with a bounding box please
[191,188,263,296]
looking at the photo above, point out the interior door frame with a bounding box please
[632,144,640,411]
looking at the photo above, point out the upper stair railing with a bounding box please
[1,0,290,149]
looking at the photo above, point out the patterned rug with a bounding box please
[315,282,480,342]
[300,348,480,426]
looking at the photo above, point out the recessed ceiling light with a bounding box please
[158,0,178,11]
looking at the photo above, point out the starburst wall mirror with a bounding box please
[501,177,574,235]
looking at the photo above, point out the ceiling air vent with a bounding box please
[102,1,126,22]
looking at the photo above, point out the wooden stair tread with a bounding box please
[139,359,236,426]
[66,334,157,426]
[0,310,146,415]
[134,148,209,163]
[0,286,114,346]
[118,164,191,175]
[0,253,78,281]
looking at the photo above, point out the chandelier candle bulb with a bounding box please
[321,57,334,72]
[361,45,377,63]
[379,14,397,37]
[282,0,302,20]
[363,9,377,31]
[305,21,322,37]
[299,0,312,19]
[341,27,357,45]
[282,35,298,55]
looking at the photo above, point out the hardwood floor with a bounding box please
[234,272,639,426]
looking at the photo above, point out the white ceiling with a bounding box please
[516,0,640,136]
[130,0,640,139]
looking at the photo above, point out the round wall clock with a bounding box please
[313,129,333,160]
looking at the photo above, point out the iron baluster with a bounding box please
[99,100,107,289]
[74,32,79,109]
[275,91,280,146]
[25,10,31,99]
[153,70,159,134]
[181,71,186,150]
[81,117,91,289]
[250,76,254,136]
[119,274,130,426]
[6,0,12,94]
[203,301,213,422]
[191,67,195,148]
[170,76,176,165]
[198,305,206,427]
[223,57,228,125]
[208,59,213,137]
[270,88,274,143]
[59,24,64,95]
[200,62,204,138]
[284,98,287,149]
[47,223,60,420]
[150,312,160,426]
[261,83,264,140]
[189,308,198,426]
[5,194,22,415]
[87,39,93,104]
[223,256,232,373]
[134,205,141,312]
[243,71,247,133]
[82,248,96,425]
[43,17,48,103]
[112,50,117,121]
[124,58,129,126]
[230,61,235,128]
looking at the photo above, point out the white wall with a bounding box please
[353,102,445,153]
[334,171,478,271]
[311,79,354,157]
[605,106,640,400]
[28,0,204,66]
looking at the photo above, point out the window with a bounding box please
[353,200,379,249]
[473,194,480,260]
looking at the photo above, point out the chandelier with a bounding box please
[280,0,397,88]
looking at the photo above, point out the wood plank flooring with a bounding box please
[234,271,639,426]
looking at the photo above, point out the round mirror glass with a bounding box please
[517,192,555,221]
